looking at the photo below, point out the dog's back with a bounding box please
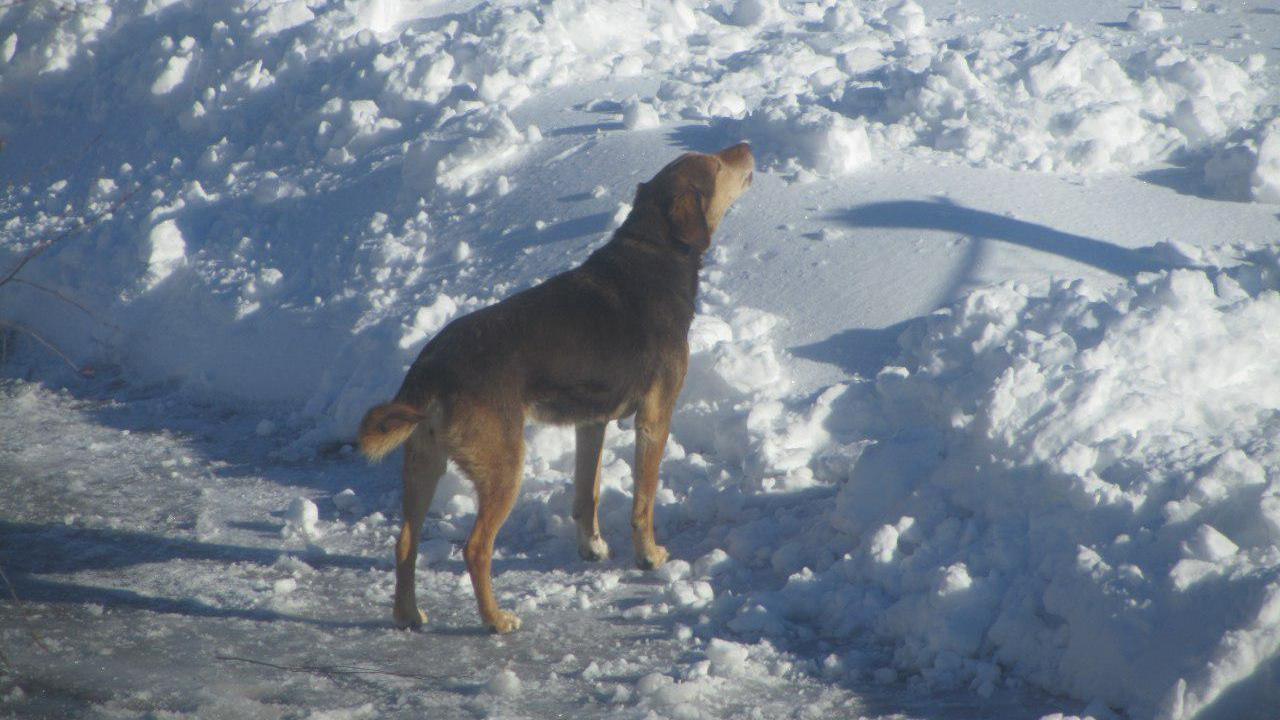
[392,232,700,427]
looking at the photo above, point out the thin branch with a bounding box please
[0,321,91,376]
[8,278,118,330]
[215,654,442,682]
[0,564,51,654]
[0,186,137,288]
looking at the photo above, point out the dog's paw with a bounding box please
[486,610,522,634]
[636,544,669,571]
[578,532,611,562]
[393,605,427,629]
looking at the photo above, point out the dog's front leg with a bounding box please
[573,422,611,561]
[632,375,682,570]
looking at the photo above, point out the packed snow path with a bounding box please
[0,380,1069,719]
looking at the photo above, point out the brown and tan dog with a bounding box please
[357,143,754,633]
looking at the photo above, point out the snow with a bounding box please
[3,0,1280,719]
[1128,9,1165,34]
[486,668,523,697]
[143,218,187,286]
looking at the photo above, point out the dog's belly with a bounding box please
[527,383,639,425]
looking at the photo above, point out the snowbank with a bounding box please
[696,248,1280,719]
[1205,118,1280,204]
[0,0,1272,425]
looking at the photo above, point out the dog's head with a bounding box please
[628,143,754,254]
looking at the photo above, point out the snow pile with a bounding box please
[652,3,1266,176]
[874,28,1260,172]
[1205,118,1280,203]
[738,102,875,177]
[706,251,1280,719]
[1127,9,1166,34]
[0,1,112,77]
[0,0,1274,435]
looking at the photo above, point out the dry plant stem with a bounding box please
[0,564,51,654]
[0,188,137,373]
[0,187,137,288]
[0,321,86,375]
[215,654,441,682]
[8,278,117,329]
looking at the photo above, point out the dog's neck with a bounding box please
[602,208,703,320]
[617,201,704,261]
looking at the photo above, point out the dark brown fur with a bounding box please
[358,143,754,633]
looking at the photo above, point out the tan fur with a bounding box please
[358,401,425,461]
[357,143,755,633]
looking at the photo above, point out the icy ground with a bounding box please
[4,0,1280,718]
[0,379,1072,719]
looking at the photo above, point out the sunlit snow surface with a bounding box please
[3,0,1280,718]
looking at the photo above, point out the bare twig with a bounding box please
[0,321,90,376]
[8,278,118,330]
[0,187,137,373]
[0,564,51,655]
[215,654,441,682]
[0,186,137,288]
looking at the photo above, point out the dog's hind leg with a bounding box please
[454,409,525,633]
[392,425,445,629]
[573,422,611,561]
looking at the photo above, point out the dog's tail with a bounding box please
[358,401,426,462]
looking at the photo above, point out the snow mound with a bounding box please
[720,249,1280,719]
[876,34,1259,172]
[1203,119,1280,204]
[1128,9,1166,33]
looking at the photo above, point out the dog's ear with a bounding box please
[667,190,710,253]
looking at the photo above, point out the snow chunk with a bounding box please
[486,669,522,697]
[1181,524,1239,563]
[724,0,781,27]
[252,0,314,37]
[740,103,873,176]
[622,96,660,130]
[151,40,195,95]
[284,497,320,537]
[706,639,750,677]
[143,219,186,285]
[1252,120,1280,203]
[1127,9,1165,33]
[399,294,458,349]
[884,1,927,38]
[333,488,362,515]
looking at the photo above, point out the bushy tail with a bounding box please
[358,401,426,462]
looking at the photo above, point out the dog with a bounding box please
[357,142,754,633]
